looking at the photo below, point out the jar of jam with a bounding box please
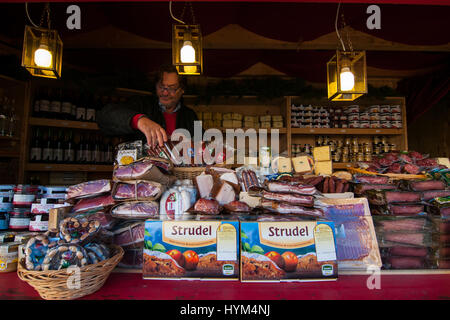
[341,153,349,163]
[357,153,365,162]
[364,143,372,154]
[0,212,9,230]
[383,144,390,153]
[333,152,341,162]
[364,154,373,162]
[9,208,31,231]
[29,212,49,232]
[389,144,397,152]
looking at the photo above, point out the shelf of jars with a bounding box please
[290,128,403,135]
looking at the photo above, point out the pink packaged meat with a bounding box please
[111,201,159,219]
[113,157,176,186]
[72,194,116,214]
[112,180,165,201]
[66,179,111,201]
[113,221,145,248]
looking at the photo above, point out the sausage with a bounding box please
[329,176,335,193]
[241,170,250,192]
[385,191,421,204]
[408,180,446,191]
[323,177,329,193]
[335,180,344,193]
[308,176,324,186]
[343,181,350,192]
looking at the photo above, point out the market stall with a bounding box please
[0,1,449,301]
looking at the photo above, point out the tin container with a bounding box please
[12,194,35,208]
[348,113,360,121]
[369,105,380,113]
[380,113,391,121]
[346,105,359,113]
[370,121,380,128]
[392,113,402,121]
[390,105,401,113]
[380,121,391,128]
[359,112,370,121]
[370,113,380,121]
[348,121,360,128]
[391,121,402,129]
[380,105,391,113]
[360,121,370,129]
[8,208,31,231]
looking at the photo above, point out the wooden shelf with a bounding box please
[0,150,20,158]
[291,128,403,135]
[25,163,113,172]
[29,117,99,130]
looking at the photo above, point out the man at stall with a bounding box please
[97,64,198,148]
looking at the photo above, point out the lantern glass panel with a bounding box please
[172,24,203,75]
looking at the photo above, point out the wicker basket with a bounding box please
[173,166,206,180]
[17,245,124,300]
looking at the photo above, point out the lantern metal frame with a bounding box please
[22,25,63,79]
[327,50,367,102]
[172,24,203,75]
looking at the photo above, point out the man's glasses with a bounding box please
[157,83,180,95]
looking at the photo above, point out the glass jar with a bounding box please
[9,208,31,230]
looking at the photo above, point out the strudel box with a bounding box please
[240,216,338,282]
[143,217,240,280]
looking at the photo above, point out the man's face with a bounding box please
[156,72,184,110]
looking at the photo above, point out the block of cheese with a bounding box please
[292,156,312,173]
[244,115,257,122]
[204,120,214,129]
[313,146,331,162]
[314,160,333,176]
[272,121,284,128]
[239,192,261,208]
[260,121,271,129]
[223,113,232,120]
[245,156,258,166]
[272,115,283,122]
[232,120,242,128]
[260,115,271,122]
[244,121,258,128]
[213,112,223,121]
[232,113,243,121]
[202,112,212,120]
[222,120,234,128]
[278,157,292,173]
[436,158,450,168]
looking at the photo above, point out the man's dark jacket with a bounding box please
[96,95,198,141]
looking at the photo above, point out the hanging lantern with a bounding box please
[172,24,202,75]
[22,25,63,79]
[327,50,367,102]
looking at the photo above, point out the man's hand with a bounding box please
[136,116,168,148]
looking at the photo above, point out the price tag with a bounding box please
[375,130,381,133]
[340,129,346,133]
[309,129,315,133]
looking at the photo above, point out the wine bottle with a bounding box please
[76,94,86,122]
[61,90,72,120]
[86,94,96,122]
[50,88,62,120]
[42,128,53,162]
[84,133,93,164]
[76,133,85,163]
[30,128,42,162]
[64,130,75,163]
[53,129,64,163]
[39,88,51,119]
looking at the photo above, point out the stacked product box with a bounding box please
[143,216,240,280]
[240,215,338,282]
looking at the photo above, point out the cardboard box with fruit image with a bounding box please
[240,216,338,282]
[143,218,240,280]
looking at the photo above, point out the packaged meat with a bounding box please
[260,199,323,217]
[373,216,430,233]
[353,175,390,184]
[365,190,421,205]
[223,201,251,213]
[193,198,221,215]
[211,181,236,205]
[113,221,145,248]
[236,168,261,192]
[112,180,165,201]
[111,201,159,220]
[371,203,425,216]
[66,180,111,201]
[381,245,429,258]
[59,216,101,245]
[118,248,143,269]
[400,179,446,191]
[74,209,116,230]
[72,194,115,214]
[113,158,176,186]
[265,181,317,195]
[41,243,89,271]
[261,190,314,207]
[159,186,193,220]
[195,174,214,199]
[353,183,397,194]
[384,256,427,269]
[422,190,450,202]
[378,231,430,247]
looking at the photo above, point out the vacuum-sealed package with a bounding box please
[72,194,115,214]
[66,180,111,201]
[365,190,422,206]
[74,209,116,230]
[112,180,165,201]
[59,216,101,244]
[113,221,145,248]
[111,201,159,220]
[113,158,176,186]
[115,140,144,166]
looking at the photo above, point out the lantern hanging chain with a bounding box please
[340,5,354,54]
[169,1,186,25]
[335,2,346,52]
[25,2,51,29]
